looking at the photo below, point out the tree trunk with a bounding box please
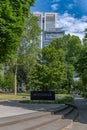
[14,65,17,95]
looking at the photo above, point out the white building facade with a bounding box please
[33,12,65,48]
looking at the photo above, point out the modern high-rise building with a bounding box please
[44,28,65,46]
[33,13,43,48]
[44,13,56,30]
[33,12,65,48]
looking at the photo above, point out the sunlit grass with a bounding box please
[56,94,71,97]
[20,94,73,104]
[0,93,73,104]
[0,93,29,100]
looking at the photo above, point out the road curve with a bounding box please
[67,95,87,130]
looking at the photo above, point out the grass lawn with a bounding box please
[0,93,73,104]
[56,94,72,97]
[20,94,73,104]
[0,93,29,100]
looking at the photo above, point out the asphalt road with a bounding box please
[68,95,87,130]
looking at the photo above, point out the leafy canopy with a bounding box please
[0,0,34,62]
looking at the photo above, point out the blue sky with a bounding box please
[31,0,87,40]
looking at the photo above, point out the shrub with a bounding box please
[56,88,68,94]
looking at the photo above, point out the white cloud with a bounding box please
[56,13,87,40]
[51,4,59,11]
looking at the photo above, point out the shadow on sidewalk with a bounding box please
[0,95,87,125]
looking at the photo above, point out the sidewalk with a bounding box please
[0,100,62,118]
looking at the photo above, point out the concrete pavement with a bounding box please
[0,95,87,130]
[0,102,77,130]
[0,100,62,118]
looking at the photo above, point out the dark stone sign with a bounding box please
[30,91,55,100]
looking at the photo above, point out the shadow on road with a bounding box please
[73,95,87,124]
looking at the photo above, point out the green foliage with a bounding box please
[55,96,73,104]
[0,64,4,88]
[76,46,87,90]
[65,64,75,91]
[76,31,87,92]
[56,88,68,94]
[50,35,82,92]
[77,46,87,74]
[83,28,87,46]
[29,45,67,91]
[0,0,34,62]
[23,13,41,43]
[28,64,50,90]
[16,13,41,90]
[50,35,82,67]
[4,71,14,90]
[81,69,87,85]
[2,8,40,93]
[82,93,87,98]
[73,79,82,92]
[66,35,82,66]
[18,12,41,69]
[28,34,82,92]
[50,37,67,50]
[20,95,73,104]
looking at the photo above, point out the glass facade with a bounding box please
[44,13,56,30]
[33,13,43,48]
[33,13,65,48]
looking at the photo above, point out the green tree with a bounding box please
[19,13,41,70]
[50,35,82,92]
[0,0,35,94]
[0,64,4,88]
[50,35,82,67]
[83,28,87,46]
[66,64,75,92]
[17,13,41,90]
[66,35,82,66]
[8,12,41,94]
[0,0,34,62]
[4,71,14,92]
[50,37,67,51]
[23,13,41,44]
[77,46,87,92]
[76,29,87,93]
[29,46,66,91]
[77,46,87,74]
[29,34,82,93]
[73,79,82,93]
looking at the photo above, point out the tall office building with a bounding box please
[44,28,65,46]
[33,13,43,48]
[44,13,56,30]
[33,12,65,48]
